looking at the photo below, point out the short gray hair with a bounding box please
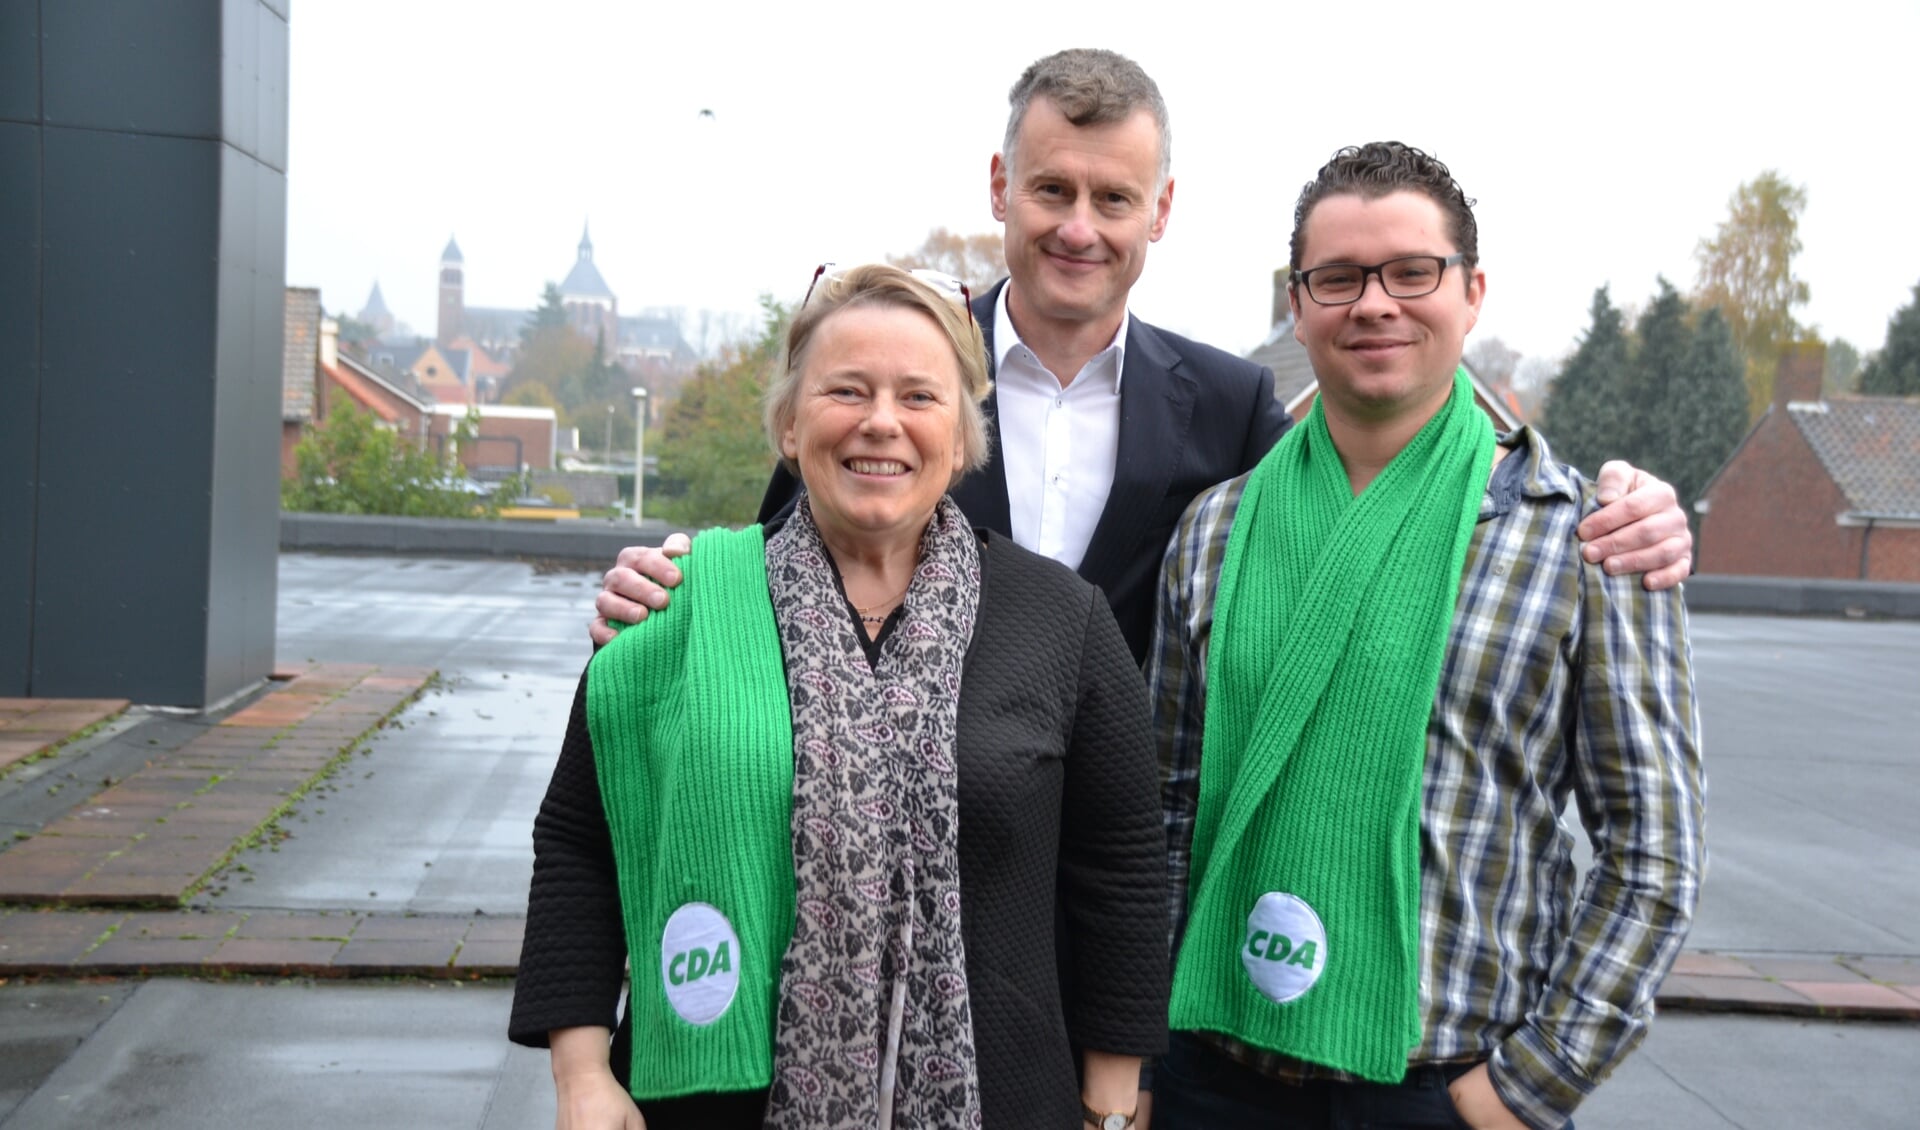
[1002,48,1171,187]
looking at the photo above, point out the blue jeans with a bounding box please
[1153,1031,1554,1130]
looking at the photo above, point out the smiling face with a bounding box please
[780,303,968,552]
[990,96,1172,342]
[1290,190,1485,428]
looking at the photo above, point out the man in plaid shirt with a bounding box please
[1149,143,1704,1130]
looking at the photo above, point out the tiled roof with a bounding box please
[1244,313,1319,406]
[282,287,321,422]
[1790,397,1920,519]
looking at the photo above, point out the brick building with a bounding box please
[1697,344,1920,581]
[282,288,557,479]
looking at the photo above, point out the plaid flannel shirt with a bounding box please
[1150,426,1705,1130]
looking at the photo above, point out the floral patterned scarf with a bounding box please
[762,493,984,1130]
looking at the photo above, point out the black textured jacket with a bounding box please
[510,530,1170,1129]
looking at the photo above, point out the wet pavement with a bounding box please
[0,552,1916,1128]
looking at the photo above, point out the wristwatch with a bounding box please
[1081,1104,1136,1130]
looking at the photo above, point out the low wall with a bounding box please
[278,515,1920,619]
[1683,575,1920,619]
[280,512,681,566]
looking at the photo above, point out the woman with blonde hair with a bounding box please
[510,264,1167,1130]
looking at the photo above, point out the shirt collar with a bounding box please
[994,283,1129,393]
[1480,425,1584,521]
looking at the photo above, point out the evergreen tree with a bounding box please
[1658,308,1750,514]
[1625,278,1693,473]
[1542,287,1631,476]
[1859,280,1920,396]
[521,282,568,344]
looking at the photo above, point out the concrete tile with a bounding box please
[1669,951,1760,978]
[1781,980,1920,1015]
[1658,975,1814,1010]
[232,914,358,941]
[330,939,457,973]
[452,941,520,972]
[79,935,226,968]
[1740,956,1860,982]
[350,916,470,942]
[464,916,525,943]
[208,937,344,970]
[1840,956,1920,985]
[114,911,243,941]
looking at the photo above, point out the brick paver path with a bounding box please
[0,907,520,977]
[0,698,129,774]
[0,664,431,907]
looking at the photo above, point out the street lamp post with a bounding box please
[631,386,649,527]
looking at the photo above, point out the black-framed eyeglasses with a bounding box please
[1293,253,1467,306]
[804,262,975,329]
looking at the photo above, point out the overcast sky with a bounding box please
[288,0,1920,367]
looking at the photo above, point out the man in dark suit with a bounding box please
[590,48,1693,655]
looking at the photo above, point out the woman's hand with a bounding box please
[554,1070,644,1130]
[1445,1063,1529,1130]
[550,1026,644,1130]
[1081,1049,1144,1127]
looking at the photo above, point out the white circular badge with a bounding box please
[660,902,741,1026]
[1241,891,1327,1004]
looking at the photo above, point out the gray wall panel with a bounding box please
[204,145,284,696]
[0,123,40,692]
[257,2,289,171]
[9,0,283,706]
[0,4,38,123]
[35,126,220,702]
[42,0,221,137]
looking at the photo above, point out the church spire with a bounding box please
[578,221,593,261]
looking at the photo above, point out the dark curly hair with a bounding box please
[1288,142,1478,276]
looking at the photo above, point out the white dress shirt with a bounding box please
[992,285,1128,573]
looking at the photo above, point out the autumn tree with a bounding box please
[1858,280,1920,396]
[653,297,790,525]
[887,227,1008,292]
[1542,288,1631,476]
[1693,171,1811,417]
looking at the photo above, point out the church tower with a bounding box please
[437,235,465,346]
[560,222,619,352]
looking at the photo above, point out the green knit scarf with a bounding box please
[1169,369,1494,1082]
[586,525,795,1100]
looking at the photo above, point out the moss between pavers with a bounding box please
[0,670,434,909]
[0,709,129,781]
[180,674,435,904]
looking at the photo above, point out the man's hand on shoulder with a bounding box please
[589,533,691,647]
[1576,461,1693,592]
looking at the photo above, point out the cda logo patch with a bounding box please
[1241,891,1326,1004]
[660,903,740,1025]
